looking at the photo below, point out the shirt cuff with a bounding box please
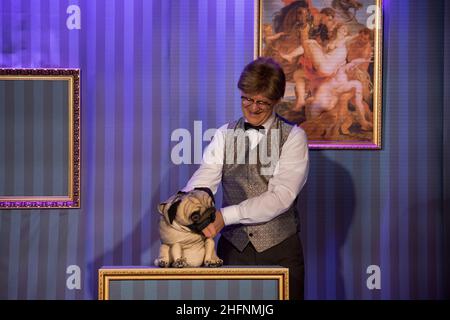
[220,205,240,226]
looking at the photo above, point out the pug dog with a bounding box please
[155,187,223,268]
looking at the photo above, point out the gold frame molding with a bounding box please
[0,69,80,209]
[255,0,383,149]
[98,267,289,300]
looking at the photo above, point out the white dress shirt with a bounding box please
[183,113,309,226]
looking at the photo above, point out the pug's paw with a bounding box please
[172,257,188,268]
[155,258,170,268]
[204,258,223,268]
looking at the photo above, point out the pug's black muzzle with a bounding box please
[187,207,216,234]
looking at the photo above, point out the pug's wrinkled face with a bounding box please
[158,188,215,228]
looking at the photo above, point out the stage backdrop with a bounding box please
[0,0,448,299]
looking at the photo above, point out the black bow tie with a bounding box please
[244,123,265,131]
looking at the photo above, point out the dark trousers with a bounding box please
[217,233,305,300]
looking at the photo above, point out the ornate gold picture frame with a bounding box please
[0,69,80,209]
[98,267,289,300]
[256,0,383,149]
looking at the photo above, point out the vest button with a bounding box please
[249,233,253,237]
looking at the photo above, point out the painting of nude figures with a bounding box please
[257,0,383,149]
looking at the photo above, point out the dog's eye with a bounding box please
[191,211,201,222]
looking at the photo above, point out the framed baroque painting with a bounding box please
[256,0,383,149]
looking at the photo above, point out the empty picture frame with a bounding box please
[0,69,80,209]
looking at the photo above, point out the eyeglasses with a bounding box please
[241,96,273,109]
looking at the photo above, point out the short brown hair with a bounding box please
[237,57,286,101]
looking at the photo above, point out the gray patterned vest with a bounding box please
[221,115,299,252]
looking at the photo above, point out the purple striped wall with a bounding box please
[0,0,448,299]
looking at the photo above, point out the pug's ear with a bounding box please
[167,199,181,224]
[194,187,215,204]
[158,191,184,216]
[158,202,167,215]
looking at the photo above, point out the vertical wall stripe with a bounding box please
[239,280,251,299]
[0,0,12,66]
[65,209,79,300]
[81,0,97,299]
[144,280,157,300]
[42,81,52,195]
[140,0,153,265]
[10,0,21,66]
[7,214,21,298]
[189,0,200,175]
[325,152,336,299]
[398,0,410,299]
[234,0,245,120]
[49,0,60,65]
[74,0,85,300]
[0,0,6,65]
[59,0,69,67]
[149,0,163,265]
[191,280,205,300]
[64,0,80,298]
[170,0,180,195]
[1,82,14,195]
[389,0,399,299]
[112,0,124,266]
[102,0,114,268]
[205,0,216,127]
[30,0,41,66]
[225,0,235,123]
[36,213,49,299]
[22,0,31,67]
[168,280,181,300]
[443,0,450,300]
[414,1,426,298]
[45,213,58,299]
[26,212,40,299]
[41,0,51,66]
[215,0,226,126]
[336,152,355,299]
[55,213,67,299]
[14,82,25,195]
[361,153,372,299]
[91,0,106,295]
[168,0,179,194]
[121,0,134,265]
[33,81,44,195]
[22,81,32,195]
[197,0,208,137]
[215,279,228,299]
[425,0,443,298]
[178,0,189,187]
[380,0,391,299]
[305,153,317,299]
[68,0,80,67]
[131,0,143,266]
[316,152,326,299]
[159,0,171,215]
[0,214,8,300]
[370,154,381,300]
[52,81,65,194]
